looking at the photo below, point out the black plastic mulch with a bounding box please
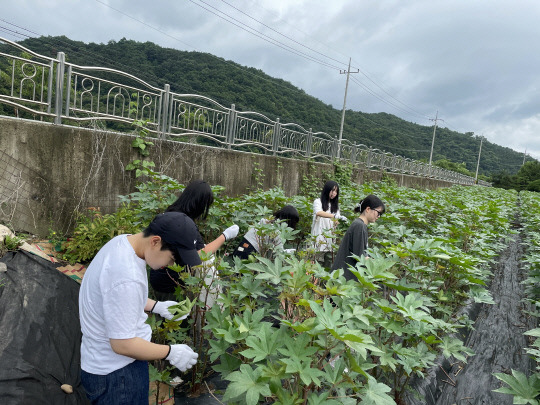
[405,232,537,404]
[0,251,89,405]
[174,372,226,404]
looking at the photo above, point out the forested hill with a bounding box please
[17,36,530,177]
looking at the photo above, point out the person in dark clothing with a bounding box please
[331,194,385,281]
[149,180,238,299]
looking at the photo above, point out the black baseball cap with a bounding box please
[147,212,202,267]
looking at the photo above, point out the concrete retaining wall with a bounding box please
[0,117,455,237]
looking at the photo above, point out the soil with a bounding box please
[405,230,537,404]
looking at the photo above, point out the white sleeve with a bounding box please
[313,198,322,214]
[103,281,146,339]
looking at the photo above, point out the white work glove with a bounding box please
[222,224,239,241]
[166,344,198,372]
[334,213,347,221]
[151,301,187,321]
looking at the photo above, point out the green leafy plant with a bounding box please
[147,308,188,404]
[62,206,139,263]
[249,161,265,192]
[495,192,540,404]
[493,370,540,404]
[47,226,66,252]
[130,119,154,157]
[61,172,524,402]
[3,234,24,251]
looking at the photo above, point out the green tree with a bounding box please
[491,171,518,190]
[516,161,540,190]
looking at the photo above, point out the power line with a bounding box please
[1,9,495,165]
[0,25,431,157]
[0,25,29,41]
[91,0,343,93]
[0,20,463,151]
[93,0,194,50]
[245,0,353,63]
[0,18,40,37]
[89,1,438,135]
[189,0,342,70]
[350,76,428,122]
[218,0,349,69]
[1,16,317,104]
[226,1,433,121]
[196,0,434,122]
[350,60,430,120]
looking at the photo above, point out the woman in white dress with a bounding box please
[311,180,346,268]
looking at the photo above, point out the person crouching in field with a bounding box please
[331,195,385,281]
[79,212,201,405]
[232,205,300,260]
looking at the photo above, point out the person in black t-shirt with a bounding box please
[149,180,238,299]
[331,195,385,281]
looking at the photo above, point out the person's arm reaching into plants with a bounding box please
[200,224,239,255]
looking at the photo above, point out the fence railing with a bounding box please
[0,36,490,187]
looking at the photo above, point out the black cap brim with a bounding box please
[176,246,202,267]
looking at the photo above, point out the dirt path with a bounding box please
[405,231,536,404]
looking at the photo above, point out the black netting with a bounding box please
[0,251,89,405]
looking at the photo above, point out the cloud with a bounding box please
[2,0,540,159]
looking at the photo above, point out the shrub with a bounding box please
[63,206,140,263]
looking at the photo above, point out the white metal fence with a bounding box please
[0,36,490,186]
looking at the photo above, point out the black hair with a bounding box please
[320,180,339,214]
[166,179,214,221]
[354,194,386,214]
[142,226,181,262]
[273,205,300,229]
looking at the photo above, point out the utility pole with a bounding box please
[523,149,527,165]
[475,135,483,184]
[428,110,439,167]
[337,57,359,158]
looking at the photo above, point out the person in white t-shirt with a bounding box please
[311,180,347,268]
[79,212,202,405]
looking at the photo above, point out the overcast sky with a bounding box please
[2,0,540,162]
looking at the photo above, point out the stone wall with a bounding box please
[0,117,455,236]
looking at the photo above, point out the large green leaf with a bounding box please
[240,324,284,362]
[438,336,474,363]
[359,376,396,405]
[223,364,272,405]
[281,356,324,386]
[493,370,540,404]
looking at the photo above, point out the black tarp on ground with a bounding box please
[0,251,89,405]
[174,372,226,404]
[404,232,537,404]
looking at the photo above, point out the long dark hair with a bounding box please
[354,194,386,214]
[320,180,339,214]
[273,205,300,229]
[166,179,214,221]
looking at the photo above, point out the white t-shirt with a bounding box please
[79,234,152,375]
[244,219,283,253]
[311,198,340,252]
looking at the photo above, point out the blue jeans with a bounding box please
[80,360,149,405]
